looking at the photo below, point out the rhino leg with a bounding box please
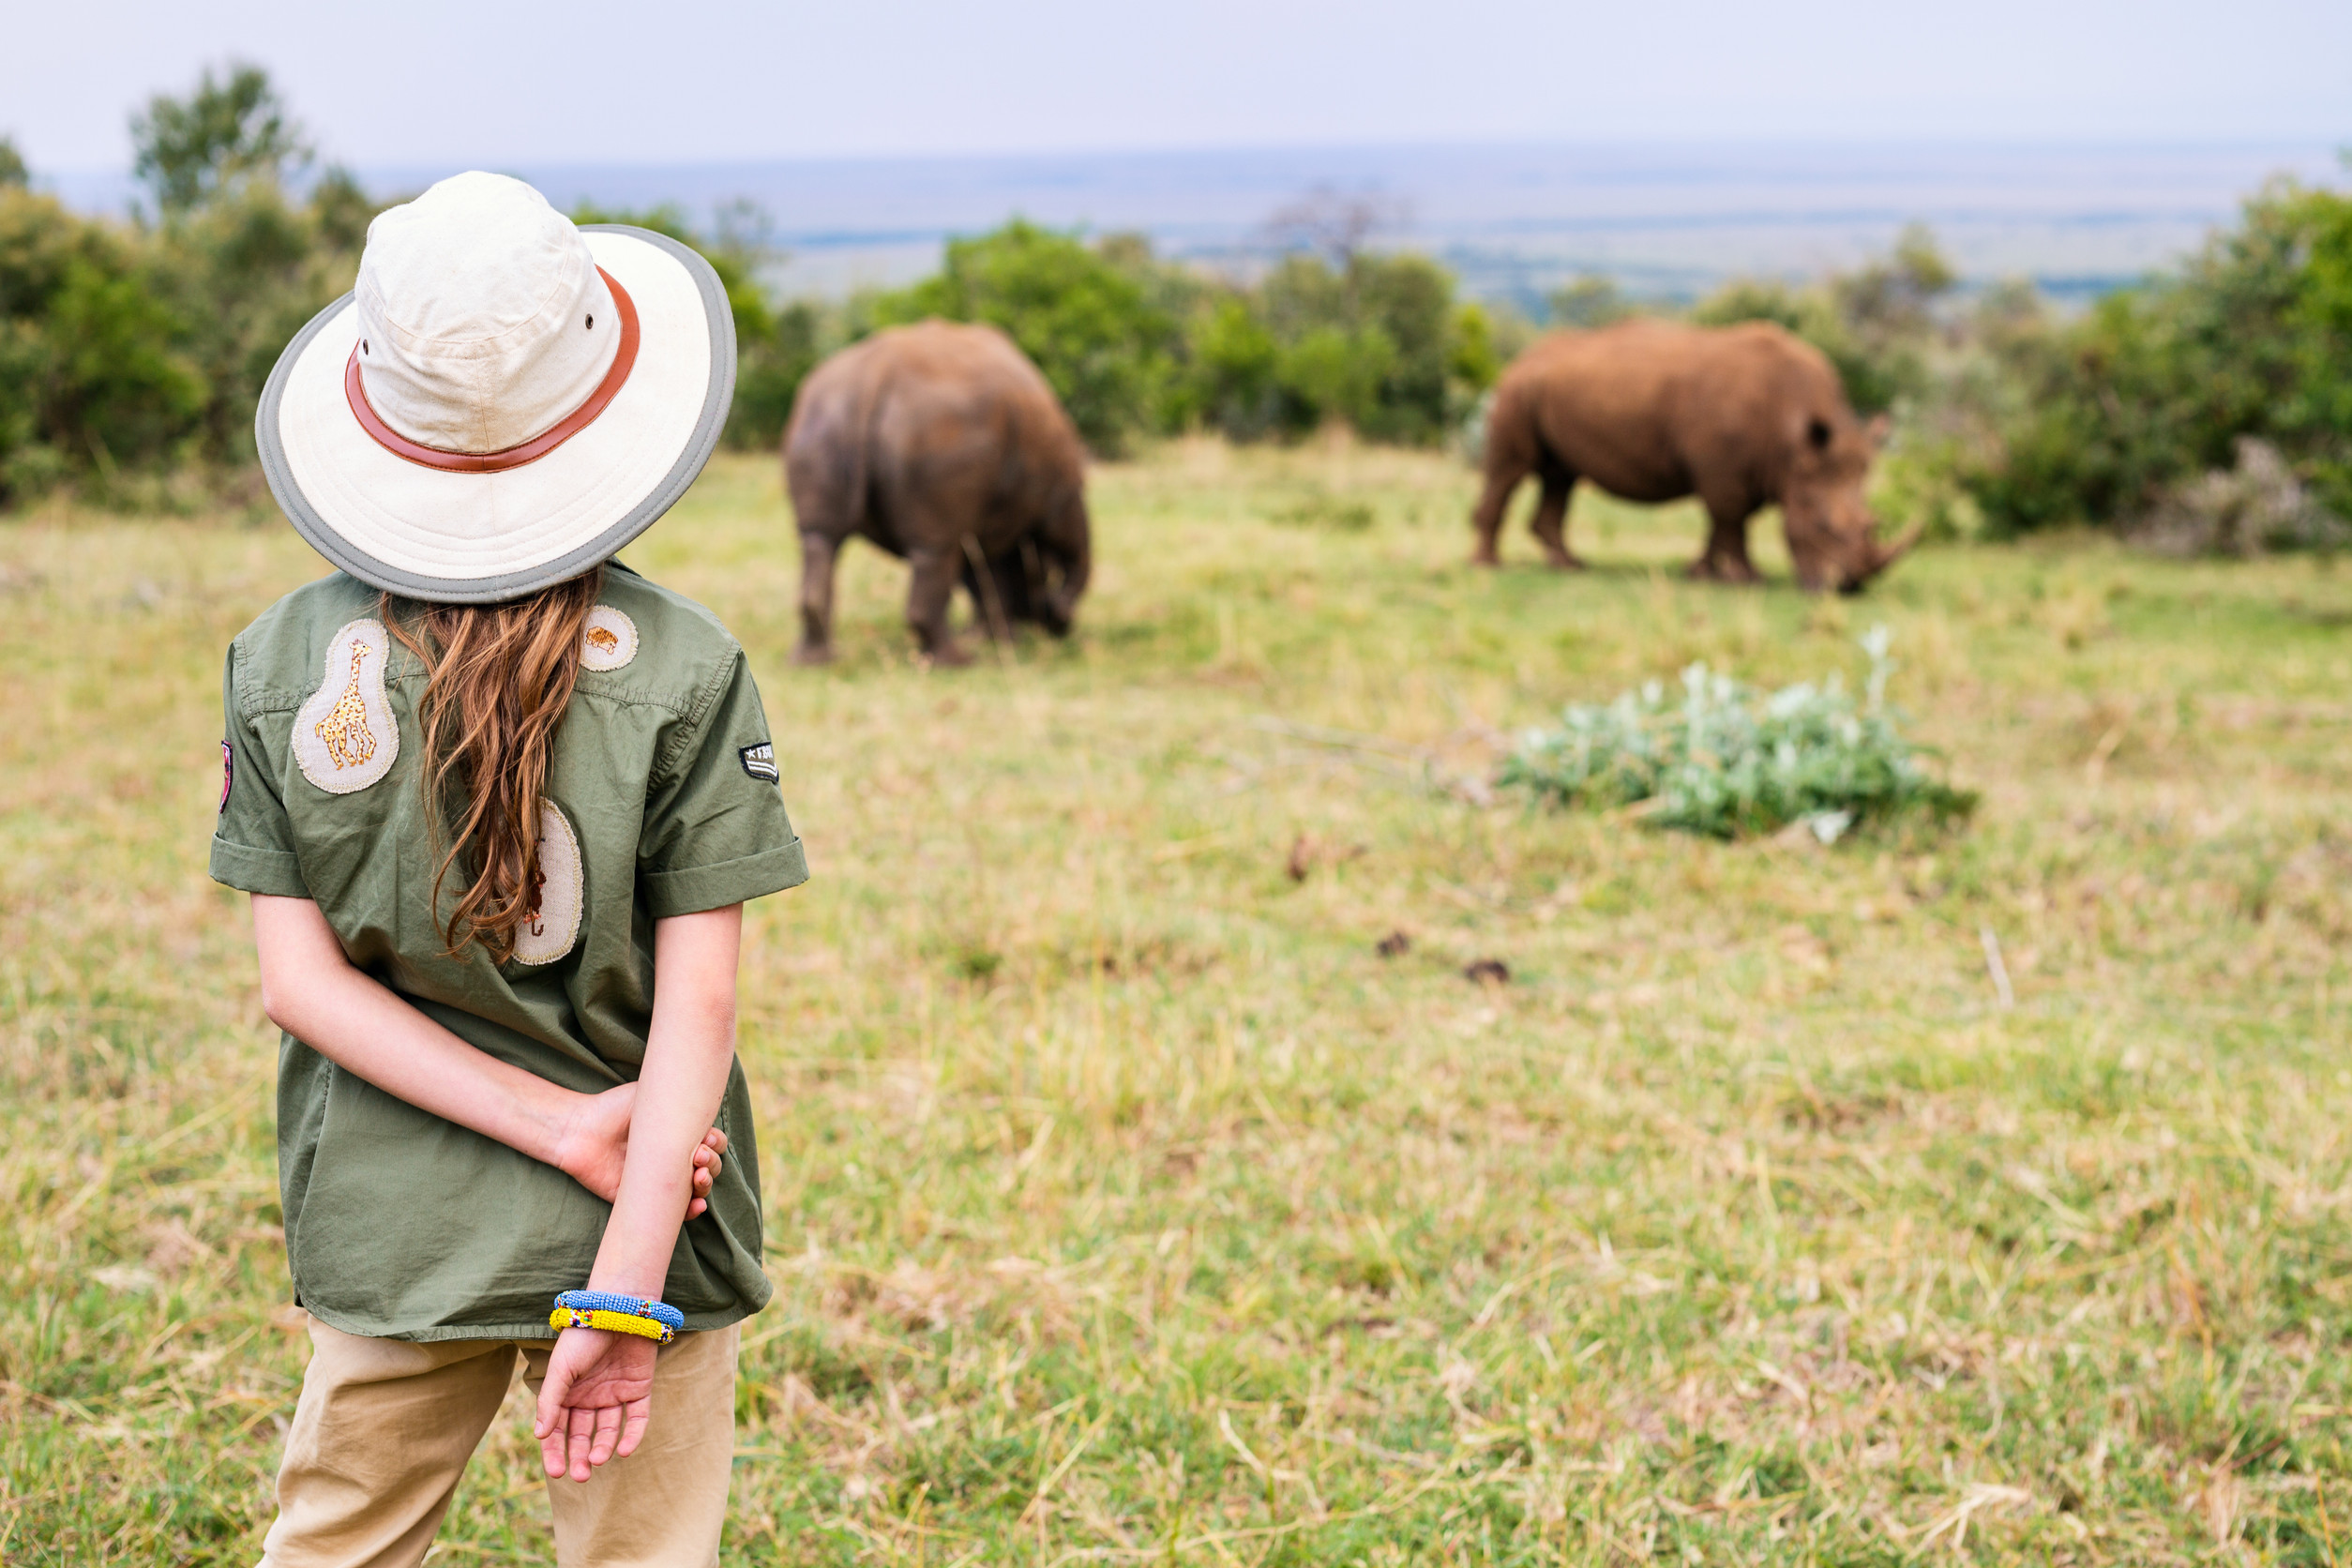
[795,529,840,665]
[906,544,973,667]
[1688,491,1761,584]
[1527,464,1584,570]
[1468,465,1522,566]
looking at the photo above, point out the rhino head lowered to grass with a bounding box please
[1470,318,1919,593]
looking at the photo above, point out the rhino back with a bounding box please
[1503,321,1848,504]
[788,322,1084,555]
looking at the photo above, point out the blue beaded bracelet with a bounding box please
[553,1289,685,1333]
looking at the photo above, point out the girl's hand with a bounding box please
[551,1082,728,1218]
[534,1326,658,1481]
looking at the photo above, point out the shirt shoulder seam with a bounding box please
[649,645,746,786]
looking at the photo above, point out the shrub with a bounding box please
[146,180,364,467]
[1500,628,1975,842]
[1952,184,2352,534]
[869,219,1183,454]
[0,63,371,503]
[0,188,205,503]
[1244,249,1474,444]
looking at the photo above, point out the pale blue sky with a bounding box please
[5,0,2347,173]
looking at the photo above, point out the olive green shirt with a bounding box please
[209,565,807,1342]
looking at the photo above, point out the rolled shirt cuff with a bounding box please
[209,836,312,897]
[641,838,809,918]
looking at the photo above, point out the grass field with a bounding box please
[7,439,2352,1564]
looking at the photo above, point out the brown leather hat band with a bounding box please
[343,265,641,474]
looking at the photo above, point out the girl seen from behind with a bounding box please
[211,171,804,1566]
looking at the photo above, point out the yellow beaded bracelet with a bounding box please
[550,1304,676,1343]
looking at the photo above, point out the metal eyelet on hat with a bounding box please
[585,314,594,329]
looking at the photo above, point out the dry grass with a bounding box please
[6,438,2352,1563]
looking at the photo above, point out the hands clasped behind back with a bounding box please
[553,1079,729,1220]
[249,896,728,1215]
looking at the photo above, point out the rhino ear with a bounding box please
[1865,414,1891,445]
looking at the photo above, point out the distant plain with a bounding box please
[39,140,2348,305]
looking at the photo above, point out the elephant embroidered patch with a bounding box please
[293,618,398,794]
[512,799,584,966]
[580,606,638,672]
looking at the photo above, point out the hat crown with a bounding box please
[354,173,618,454]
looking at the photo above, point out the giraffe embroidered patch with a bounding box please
[512,799,584,966]
[293,618,398,794]
[580,606,638,672]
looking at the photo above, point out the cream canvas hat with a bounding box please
[256,171,735,602]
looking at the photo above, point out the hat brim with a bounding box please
[255,225,736,603]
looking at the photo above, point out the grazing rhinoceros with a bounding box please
[784,320,1092,666]
[1470,319,1917,592]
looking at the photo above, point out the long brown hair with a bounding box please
[383,566,603,963]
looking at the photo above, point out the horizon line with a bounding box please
[32,132,2349,182]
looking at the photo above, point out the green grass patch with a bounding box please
[4,439,2352,1562]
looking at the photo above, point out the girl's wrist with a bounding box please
[585,1268,669,1299]
[539,1088,601,1178]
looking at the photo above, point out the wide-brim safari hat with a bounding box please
[256,172,734,603]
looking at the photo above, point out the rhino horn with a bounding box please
[1863,521,1923,580]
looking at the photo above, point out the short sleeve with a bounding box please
[638,650,808,918]
[209,644,310,897]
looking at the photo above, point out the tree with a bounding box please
[1261,187,1405,269]
[0,137,26,190]
[130,62,309,215]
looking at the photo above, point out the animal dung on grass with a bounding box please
[1469,319,1918,592]
[1376,929,1412,958]
[784,321,1092,669]
[1500,627,1974,840]
[1462,957,1511,985]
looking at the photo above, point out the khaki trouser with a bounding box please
[260,1315,738,1568]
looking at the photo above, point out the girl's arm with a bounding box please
[249,895,723,1213]
[535,903,744,1483]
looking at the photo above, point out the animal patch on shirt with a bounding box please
[219,740,233,814]
[293,618,398,794]
[512,799,584,966]
[580,606,638,672]
[739,742,779,783]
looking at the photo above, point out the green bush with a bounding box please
[0,188,205,503]
[1952,184,2352,533]
[862,221,1500,453]
[1244,249,1477,444]
[0,63,369,505]
[1500,628,1975,842]
[869,219,1183,454]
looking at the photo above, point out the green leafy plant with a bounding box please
[1500,627,1975,841]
